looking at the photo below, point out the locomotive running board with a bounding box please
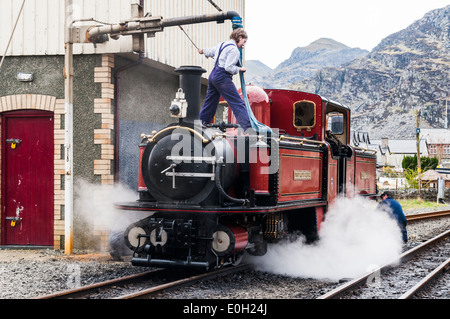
[114,199,327,214]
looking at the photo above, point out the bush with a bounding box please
[402,155,438,171]
[404,168,418,189]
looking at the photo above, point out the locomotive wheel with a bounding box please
[246,241,267,256]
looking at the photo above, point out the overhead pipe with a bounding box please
[160,11,240,28]
[88,11,241,40]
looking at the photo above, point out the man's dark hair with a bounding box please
[380,191,393,199]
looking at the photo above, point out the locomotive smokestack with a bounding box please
[175,66,206,124]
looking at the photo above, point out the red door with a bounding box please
[2,110,54,246]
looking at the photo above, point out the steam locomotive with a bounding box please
[115,65,377,269]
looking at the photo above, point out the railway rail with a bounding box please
[318,228,450,299]
[34,268,164,299]
[406,209,450,222]
[117,263,251,299]
[35,263,250,299]
[399,257,450,299]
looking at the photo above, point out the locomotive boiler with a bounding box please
[115,65,377,269]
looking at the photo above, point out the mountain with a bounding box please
[245,60,273,77]
[292,6,450,139]
[246,38,369,89]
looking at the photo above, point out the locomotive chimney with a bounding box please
[175,66,206,124]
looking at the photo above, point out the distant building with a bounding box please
[421,129,450,168]
[364,137,427,172]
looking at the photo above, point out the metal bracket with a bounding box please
[6,138,22,149]
[6,138,22,144]
[6,217,22,221]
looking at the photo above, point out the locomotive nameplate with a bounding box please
[293,170,312,181]
[360,172,370,179]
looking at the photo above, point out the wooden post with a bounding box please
[416,110,422,201]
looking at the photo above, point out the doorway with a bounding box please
[1,110,54,246]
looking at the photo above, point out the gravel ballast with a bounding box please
[1,205,449,299]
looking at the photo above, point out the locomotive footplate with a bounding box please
[115,199,328,214]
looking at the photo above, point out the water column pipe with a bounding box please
[87,11,243,40]
[231,16,272,135]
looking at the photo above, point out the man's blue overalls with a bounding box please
[199,42,252,131]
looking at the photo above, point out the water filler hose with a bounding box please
[232,17,272,135]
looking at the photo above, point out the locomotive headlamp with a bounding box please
[170,88,188,118]
[170,104,181,115]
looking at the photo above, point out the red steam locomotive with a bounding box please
[115,66,377,269]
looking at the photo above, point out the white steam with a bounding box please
[248,196,403,281]
[74,180,152,250]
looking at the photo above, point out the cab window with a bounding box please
[326,112,344,135]
[293,100,315,130]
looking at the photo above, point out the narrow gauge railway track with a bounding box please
[34,268,165,299]
[35,263,251,299]
[318,229,450,299]
[117,263,251,299]
[35,210,448,299]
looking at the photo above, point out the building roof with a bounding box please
[421,129,450,144]
[421,170,450,181]
[370,139,428,156]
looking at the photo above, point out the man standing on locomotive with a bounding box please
[377,191,408,243]
[198,28,252,131]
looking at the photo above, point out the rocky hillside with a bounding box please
[245,60,273,78]
[293,5,449,139]
[246,38,368,89]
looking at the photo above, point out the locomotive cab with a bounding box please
[324,103,353,158]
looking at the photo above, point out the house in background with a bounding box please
[421,169,450,188]
[421,129,450,169]
[351,132,427,172]
[372,138,429,172]
[362,129,450,190]
[0,0,245,251]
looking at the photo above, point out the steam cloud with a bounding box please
[248,196,404,281]
[74,180,151,250]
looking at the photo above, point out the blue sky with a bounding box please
[245,0,449,68]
